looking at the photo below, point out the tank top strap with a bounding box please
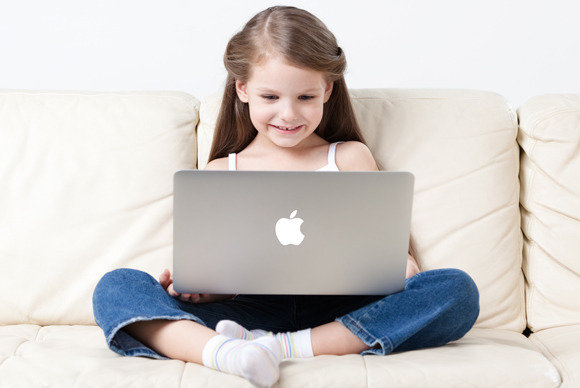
[328,141,345,167]
[228,153,236,170]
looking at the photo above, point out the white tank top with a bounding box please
[228,141,344,171]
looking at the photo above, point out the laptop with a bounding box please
[173,170,414,295]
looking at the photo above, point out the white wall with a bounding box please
[0,0,578,109]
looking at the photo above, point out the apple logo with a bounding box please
[275,210,305,246]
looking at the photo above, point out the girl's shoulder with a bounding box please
[335,141,379,171]
[204,157,229,170]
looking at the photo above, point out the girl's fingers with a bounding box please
[159,269,170,287]
[176,293,201,303]
[160,271,176,291]
[167,288,203,303]
[180,293,198,302]
[162,272,204,302]
[167,283,180,297]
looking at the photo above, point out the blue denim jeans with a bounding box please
[92,268,479,360]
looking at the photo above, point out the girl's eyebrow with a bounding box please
[257,88,319,93]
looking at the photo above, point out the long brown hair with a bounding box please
[207,6,370,163]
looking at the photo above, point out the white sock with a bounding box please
[216,319,269,340]
[216,320,314,359]
[201,334,282,388]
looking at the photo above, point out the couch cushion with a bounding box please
[0,90,199,326]
[363,328,560,387]
[529,325,580,388]
[517,94,580,331]
[198,89,524,331]
[0,325,560,387]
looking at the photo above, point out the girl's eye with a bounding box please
[261,95,315,101]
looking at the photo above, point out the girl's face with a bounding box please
[235,56,333,150]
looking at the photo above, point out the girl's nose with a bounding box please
[279,101,298,122]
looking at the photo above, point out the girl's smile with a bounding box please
[270,124,304,134]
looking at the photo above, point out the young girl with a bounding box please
[92,6,479,388]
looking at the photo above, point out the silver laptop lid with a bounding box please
[173,170,414,295]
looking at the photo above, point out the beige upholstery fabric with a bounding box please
[530,325,580,388]
[197,93,222,171]
[518,95,580,331]
[0,90,199,326]
[363,328,560,387]
[0,325,560,387]
[3,88,575,387]
[198,89,525,331]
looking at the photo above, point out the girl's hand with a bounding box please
[158,268,235,303]
[406,254,421,279]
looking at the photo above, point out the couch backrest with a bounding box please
[0,90,199,325]
[198,88,525,331]
[517,94,580,331]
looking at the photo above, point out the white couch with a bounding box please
[0,88,578,387]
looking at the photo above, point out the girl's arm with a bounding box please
[406,253,421,279]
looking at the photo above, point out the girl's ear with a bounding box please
[323,81,334,103]
[235,80,249,103]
